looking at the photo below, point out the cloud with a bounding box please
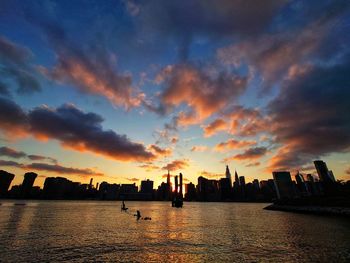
[0,96,29,137]
[225,147,267,162]
[157,63,248,126]
[0,159,22,167]
[245,162,260,167]
[0,36,41,95]
[267,56,350,170]
[0,159,102,177]
[214,139,256,152]
[203,119,226,137]
[32,18,141,109]
[149,144,172,157]
[0,98,156,162]
[0,146,57,163]
[0,146,26,158]
[199,170,223,179]
[27,155,57,164]
[25,162,104,177]
[191,145,208,152]
[139,163,160,172]
[162,159,189,171]
[346,168,350,175]
[217,1,350,90]
[126,177,139,182]
[136,0,286,60]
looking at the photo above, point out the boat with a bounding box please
[172,197,183,208]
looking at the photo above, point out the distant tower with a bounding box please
[174,175,178,194]
[167,170,171,186]
[0,170,15,197]
[225,165,232,187]
[179,173,183,196]
[234,170,240,188]
[314,160,335,183]
[21,172,37,197]
[89,178,93,190]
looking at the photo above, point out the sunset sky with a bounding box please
[0,0,349,188]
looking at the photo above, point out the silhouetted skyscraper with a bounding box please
[140,179,153,194]
[21,172,37,198]
[314,160,335,183]
[179,173,183,196]
[0,170,15,197]
[174,175,178,194]
[234,170,240,189]
[273,171,295,199]
[225,165,232,187]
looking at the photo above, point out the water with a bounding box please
[0,201,349,262]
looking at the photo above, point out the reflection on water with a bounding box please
[0,201,349,262]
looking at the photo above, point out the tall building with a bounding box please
[0,170,15,197]
[140,179,153,194]
[225,165,232,187]
[185,182,196,201]
[174,175,178,194]
[21,172,37,197]
[314,160,335,183]
[273,171,295,199]
[179,173,183,196]
[239,176,246,187]
[234,170,240,189]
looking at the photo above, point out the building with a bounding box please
[314,160,335,183]
[225,165,232,188]
[140,179,154,194]
[184,182,196,201]
[0,170,15,197]
[21,172,37,198]
[273,171,295,199]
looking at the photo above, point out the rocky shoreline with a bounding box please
[264,204,350,217]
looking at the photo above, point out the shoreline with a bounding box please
[264,204,350,217]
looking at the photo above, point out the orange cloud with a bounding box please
[214,139,256,152]
[191,145,208,152]
[157,63,247,126]
[203,118,227,137]
[162,159,189,171]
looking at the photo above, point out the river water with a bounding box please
[0,201,349,262]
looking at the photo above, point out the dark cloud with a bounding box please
[28,104,155,162]
[0,81,11,97]
[226,147,268,162]
[0,98,155,162]
[268,55,350,170]
[0,36,41,95]
[0,96,28,137]
[27,155,57,164]
[135,0,286,60]
[25,162,104,177]
[0,145,57,164]
[0,146,26,158]
[0,159,22,167]
[0,158,103,177]
[28,15,140,109]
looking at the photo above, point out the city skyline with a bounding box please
[1,0,350,189]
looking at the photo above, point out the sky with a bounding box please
[0,0,350,189]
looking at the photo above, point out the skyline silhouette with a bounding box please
[0,0,350,189]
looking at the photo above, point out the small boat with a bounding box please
[172,197,183,208]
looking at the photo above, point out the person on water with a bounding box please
[121,201,128,211]
[135,210,141,220]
